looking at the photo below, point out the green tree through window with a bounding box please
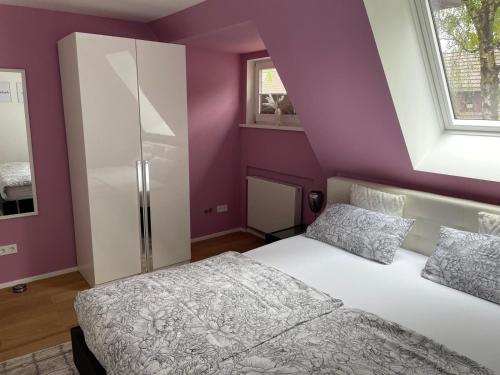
[429,0,500,120]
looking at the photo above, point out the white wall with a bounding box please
[0,71,29,163]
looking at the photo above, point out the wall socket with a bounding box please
[216,204,228,213]
[0,244,17,256]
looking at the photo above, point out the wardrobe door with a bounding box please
[136,40,191,269]
[75,34,143,284]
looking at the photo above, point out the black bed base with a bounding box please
[1,198,34,215]
[71,326,107,375]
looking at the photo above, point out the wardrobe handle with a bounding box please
[143,160,153,272]
[136,160,147,273]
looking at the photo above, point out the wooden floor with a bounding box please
[0,231,264,362]
[191,231,265,262]
[0,271,89,362]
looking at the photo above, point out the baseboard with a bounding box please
[243,227,265,239]
[0,266,78,290]
[191,227,245,243]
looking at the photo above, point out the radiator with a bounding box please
[246,176,302,233]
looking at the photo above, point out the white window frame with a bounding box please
[413,0,500,134]
[250,58,300,126]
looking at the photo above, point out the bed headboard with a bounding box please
[327,177,500,256]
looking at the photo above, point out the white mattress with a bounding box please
[246,235,500,373]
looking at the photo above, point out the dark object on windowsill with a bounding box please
[265,225,307,244]
[12,283,27,293]
[308,191,324,214]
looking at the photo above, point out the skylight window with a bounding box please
[417,0,500,132]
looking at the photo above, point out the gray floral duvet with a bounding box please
[75,252,492,375]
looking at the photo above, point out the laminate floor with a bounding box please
[0,272,88,362]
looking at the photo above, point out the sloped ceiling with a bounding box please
[176,21,265,54]
[0,0,206,21]
[150,0,500,204]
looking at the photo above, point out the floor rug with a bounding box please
[0,342,76,375]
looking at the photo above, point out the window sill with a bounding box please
[414,132,500,182]
[239,124,304,132]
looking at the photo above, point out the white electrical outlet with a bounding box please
[216,204,228,213]
[0,244,17,256]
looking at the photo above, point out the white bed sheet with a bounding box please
[246,235,500,373]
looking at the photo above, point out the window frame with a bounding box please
[413,0,500,134]
[252,58,300,126]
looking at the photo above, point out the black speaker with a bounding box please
[308,191,324,214]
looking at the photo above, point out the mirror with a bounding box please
[0,69,37,219]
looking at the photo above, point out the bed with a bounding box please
[72,177,500,374]
[0,162,33,215]
[247,236,500,372]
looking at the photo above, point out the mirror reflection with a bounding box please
[0,69,37,218]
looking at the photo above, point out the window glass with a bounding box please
[429,0,500,121]
[258,68,296,115]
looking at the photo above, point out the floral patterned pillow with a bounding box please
[350,184,406,217]
[422,226,500,305]
[305,204,415,264]
[478,211,500,236]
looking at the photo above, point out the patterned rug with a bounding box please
[0,342,76,375]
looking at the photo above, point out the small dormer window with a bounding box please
[245,58,300,129]
[257,63,296,118]
[415,0,500,132]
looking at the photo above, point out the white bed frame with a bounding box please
[328,177,500,256]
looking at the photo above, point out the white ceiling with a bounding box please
[0,0,206,22]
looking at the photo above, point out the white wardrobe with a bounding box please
[58,33,191,286]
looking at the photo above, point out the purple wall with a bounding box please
[238,52,326,226]
[151,0,500,205]
[185,42,326,233]
[3,0,500,284]
[0,5,156,284]
[186,47,242,238]
[240,129,326,226]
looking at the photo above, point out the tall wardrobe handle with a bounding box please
[136,160,147,273]
[143,160,153,272]
[136,160,144,196]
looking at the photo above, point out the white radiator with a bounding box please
[246,176,302,233]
